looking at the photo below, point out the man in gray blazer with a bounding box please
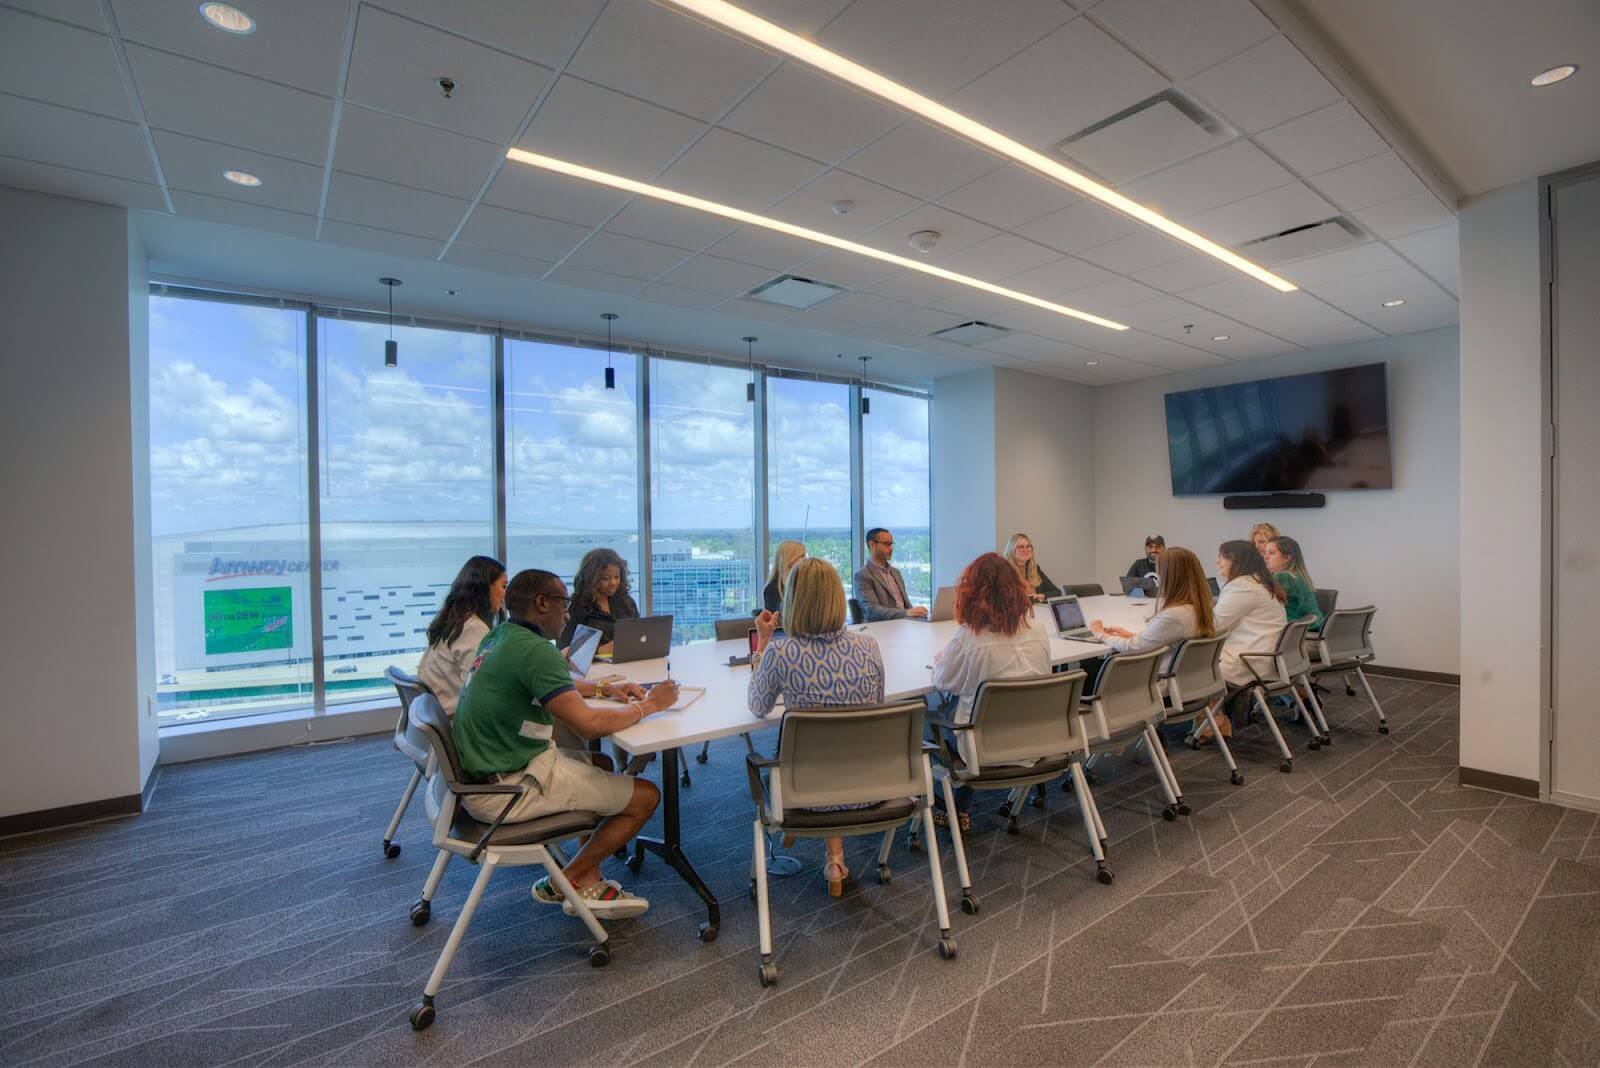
[853,528,928,622]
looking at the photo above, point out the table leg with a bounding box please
[628,746,722,942]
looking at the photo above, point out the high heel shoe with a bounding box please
[825,858,849,898]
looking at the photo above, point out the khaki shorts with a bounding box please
[463,747,636,824]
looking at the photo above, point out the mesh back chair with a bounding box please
[1314,588,1339,620]
[1236,617,1329,774]
[1065,583,1106,598]
[926,672,1087,913]
[404,695,610,1031]
[381,667,432,859]
[1309,606,1387,734]
[745,701,956,986]
[847,597,865,625]
[1161,636,1241,786]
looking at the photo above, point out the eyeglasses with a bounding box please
[540,593,571,604]
[874,539,895,547]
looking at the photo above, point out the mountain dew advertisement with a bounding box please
[204,587,293,655]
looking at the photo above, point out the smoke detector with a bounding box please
[831,199,855,215]
[908,230,941,254]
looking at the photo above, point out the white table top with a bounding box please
[604,595,1157,757]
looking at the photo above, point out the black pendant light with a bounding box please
[858,355,871,415]
[602,312,618,389]
[743,335,758,402]
[380,277,402,366]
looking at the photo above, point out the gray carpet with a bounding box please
[5,677,1600,1067]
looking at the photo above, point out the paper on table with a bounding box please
[597,686,705,712]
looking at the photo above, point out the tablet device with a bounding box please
[567,624,603,677]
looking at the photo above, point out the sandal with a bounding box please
[825,859,850,898]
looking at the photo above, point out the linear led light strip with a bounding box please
[505,147,1129,330]
[659,0,1298,294]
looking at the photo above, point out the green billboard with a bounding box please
[204,587,293,655]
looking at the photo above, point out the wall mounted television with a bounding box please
[1163,362,1393,495]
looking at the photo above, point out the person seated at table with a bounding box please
[1262,534,1324,631]
[928,552,1052,830]
[416,555,505,716]
[1192,540,1288,747]
[453,569,675,918]
[1092,547,1214,668]
[1126,534,1165,581]
[1250,522,1280,559]
[763,539,806,614]
[853,527,928,621]
[1004,532,1061,602]
[750,557,886,897]
[559,547,638,651]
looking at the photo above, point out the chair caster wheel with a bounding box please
[1031,793,1045,810]
[383,840,401,859]
[1279,761,1293,773]
[938,937,958,960]
[409,901,431,926]
[699,922,719,943]
[1096,865,1114,885]
[1230,771,1245,786]
[696,750,709,764]
[1320,734,1332,747]
[758,961,779,987]
[1062,777,1075,793]
[589,945,610,968]
[749,878,757,901]
[409,999,435,1031]
[1085,770,1099,786]
[1162,806,1177,821]
[1308,738,1321,751]
[681,771,692,788]
[1007,817,1020,835]
[1177,802,1191,816]
[1346,687,1357,697]
[1378,725,1390,734]
[960,894,979,915]
[627,852,644,874]
[908,834,921,853]
[878,864,891,885]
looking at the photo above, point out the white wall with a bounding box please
[0,186,154,821]
[1459,180,1544,785]
[993,368,1097,586]
[1090,327,1461,676]
[930,368,997,587]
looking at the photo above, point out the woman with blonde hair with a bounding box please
[749,557,886,897]
[763,539,806,613]
[1250,522,1280,558]
[1004,532,1061,602]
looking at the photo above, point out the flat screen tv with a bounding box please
[1163,362,1392,495]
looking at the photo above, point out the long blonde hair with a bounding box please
[767,539,805,590]
[782,557,846,637]
[1003,532,1041,588]
[1156,547,1216,637]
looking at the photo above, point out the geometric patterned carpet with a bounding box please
[5,676,1600,1067]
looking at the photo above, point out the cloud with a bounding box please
[153,360,299,444]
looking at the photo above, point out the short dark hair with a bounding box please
[1145,534,1166,548]
[866,527,890,545]
[505,569,562,619]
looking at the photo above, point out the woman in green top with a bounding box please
[1263,535,1324,630]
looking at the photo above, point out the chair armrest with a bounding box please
[925,714,973,731]
[745,752,777,811]
[455,779,528,862]
[452,782,524,796]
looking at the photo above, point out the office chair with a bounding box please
[1159,636,1237,784]
[1235,617,1328,773]
[1065,583,1106,598]
[848,597,865,625]
[1308,606,1387,734]
[381,666,432,859]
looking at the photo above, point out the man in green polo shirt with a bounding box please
[454,568,677,919]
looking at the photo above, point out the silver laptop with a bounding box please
[611,614,673,663]
[1119,574,1157,596]
[1046,595,1097,641]
[567,624,603,677]
[919,585,955,623]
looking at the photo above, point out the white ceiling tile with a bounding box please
[333,104,503,200]
[1181,276,1269,309]
[1121,140,1292,219]
[1001,256,1115,298]
[517,76,706,179]
[1005,304,1130,347]
[770,170,920,238]
[171,190,317,238]
[0,155,165,211]
[567,1,777,121]
[1390,222,1459,271]
[926,286,1019,321]
[1312,151,1430,212]
[981,331,1107,365]
[0,8,132,120]
[704,227,822,271]
[657,129,826,211]
[1223,290,1367,345]
[804,291,914,324]
[1276,241,1402,288]
[1059,99,1223,185]
[482,163,628,227]
[1130,253,1238,292]
[1091,0,1276,80]
[659,254,776,297]
[1267,317,1382,347]
[1024,198,1139,254]
[947,18,1168,152]
[1354,191,1455,240]
[931,233,1060,277]
[1062,276,1164,313]
[444,242,556,278]
[860,204,999,260]
[719,298,802,322]
[936,165,1079,229]
[326,172,471,239]
[544,263,644,297]
[1187,35,1340,134]
[565,231,693,281]
[0,93,153,181]
[1365,288,1459,334]
[368,0,603,68]
[1140,316,1297,359]
[605,199,737,251]
[111,0,346,96]
[152,130,324,214]
[1253,101,1388,177]
[817,0,1074,100]
[127,44,333,164]
[865,270,965,306]
[721,63,904,164]
[453,203,591,259]
[1079,328,1227,370]
[319,220,444,261]
[1307,264,1452,320]
[735,0,855,35]
[878,306,968,336]
[842,120,1002,201]
[3,1,106,31]
[1076,230,1191,274]
[636,282,725,310]
[791,249,900,290]
[1181,182,1335,244]
[346,6,550,144]
[1114,296,1212,329]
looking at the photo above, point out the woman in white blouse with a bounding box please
[415,555,506,715]
[1195,539,1288,746]
[929,552,1053,831]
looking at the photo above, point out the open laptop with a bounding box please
[566,624,603,677]
[916,585,955,622]
[1046,595,1098,641]
[610,614,673,663]
[1119,574,1157,597]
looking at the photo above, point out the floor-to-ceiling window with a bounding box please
[148,294,312,723]
[316,317,495,707]
[863,387,932,606]
[766,376,853,587]
[649,360,758,642]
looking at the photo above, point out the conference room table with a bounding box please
[602,594,1157,940]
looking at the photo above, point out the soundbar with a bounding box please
[1222,492,1326,510]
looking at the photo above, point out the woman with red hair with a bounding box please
[928,552,1053,830]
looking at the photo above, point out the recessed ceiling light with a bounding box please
[660,0,1297,294]
[222,169,261,187]
[1085,360,1101,367]
[199,2,255,34]
[1381,298,1406,308]
[1211,335,1230,342]
[1531,64,1578,87]
[505,147,1129,331]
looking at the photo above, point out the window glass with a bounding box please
[863,389,931,606]
[766,377,852,587]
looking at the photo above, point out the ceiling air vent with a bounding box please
[1236,216,1365,265]
[930,321,1010,345]
[1055,90,1233,185]
[746,274,846,310]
